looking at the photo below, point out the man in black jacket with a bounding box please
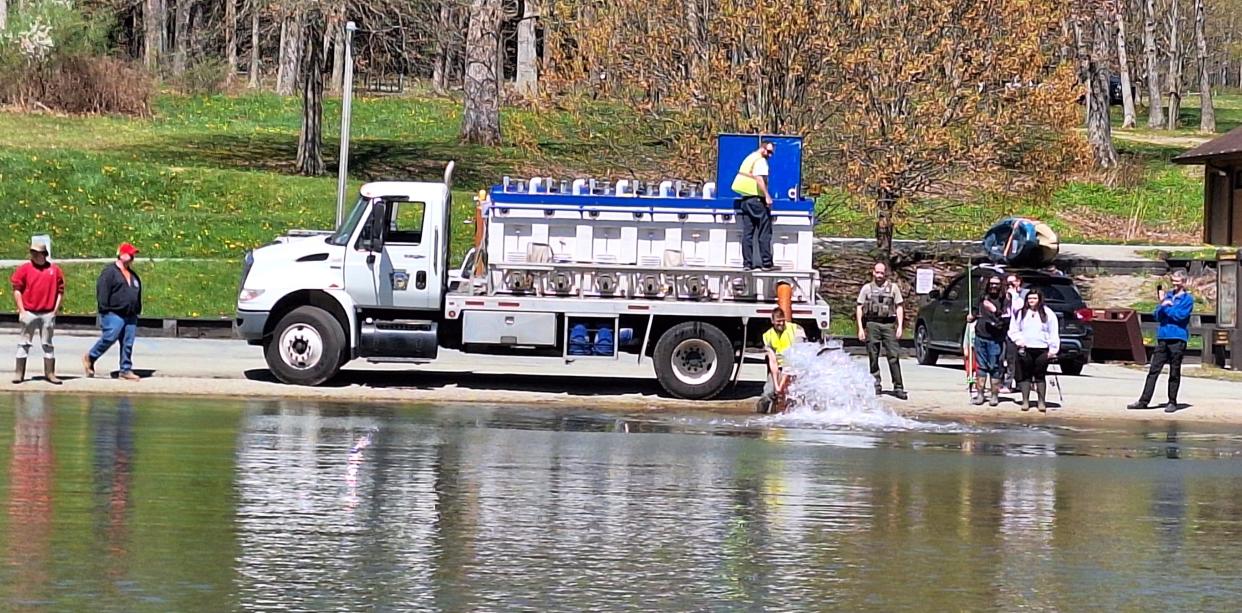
[83,243,143,380]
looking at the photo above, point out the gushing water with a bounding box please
[761,342,930,431]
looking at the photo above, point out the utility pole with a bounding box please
[336,21,357,229]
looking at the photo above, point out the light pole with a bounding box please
[335,21,357,229]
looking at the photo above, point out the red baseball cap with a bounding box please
[118,242,140,257]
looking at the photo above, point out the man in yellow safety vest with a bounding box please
[732,141,777,271]
[758,306,805,413]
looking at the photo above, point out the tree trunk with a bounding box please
[172,0,191,76]
[224,0,238,84]
[276,10,304,96]
[1084,12,1118,168]
[874,189,896,261]
[1,0,8,32]
[1116,9,1137,129]
[461,0,502,145]
[297,12,326,176]
[1143,0,1163,128]
[1194,0,1215,133]
[515,0,539,97]
[248,6,261,88]
[143,0,164,71]
[432,2,452,94]
[330,22,346,94]
[1165,0,1182,130]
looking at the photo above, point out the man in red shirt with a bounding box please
[11,238,65,384]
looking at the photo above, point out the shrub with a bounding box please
[21,54,153,115]
[168,58,231,96]
[0,0,151,115]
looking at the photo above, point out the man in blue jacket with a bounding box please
[1128,270,1193,413]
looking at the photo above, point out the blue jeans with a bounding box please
[90,313,138,372]
[973,336,1004,381]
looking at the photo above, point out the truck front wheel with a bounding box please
[265,306,346,386]
[652,321,735,400]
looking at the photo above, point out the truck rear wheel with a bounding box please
[265,306,346,386]
[652,321,735,400]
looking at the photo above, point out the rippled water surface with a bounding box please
[4,393,1242,611]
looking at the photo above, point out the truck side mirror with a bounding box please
[359,201,388,253]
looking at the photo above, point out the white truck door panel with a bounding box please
[379,199,438,310]
[343,200,382,308]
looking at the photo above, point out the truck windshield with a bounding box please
[327,198,368,246]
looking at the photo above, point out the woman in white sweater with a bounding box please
[1007,289,1060,412]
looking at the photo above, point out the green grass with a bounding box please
[1111,89,1242,134]
[0,91,1234,319]
[0,260,240,319]
[0,92,655,261]
[1137,247,1236,261]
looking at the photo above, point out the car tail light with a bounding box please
[1075,308,1094,322]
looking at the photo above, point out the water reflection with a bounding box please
[3,396,1242,610]
[6,393,54,607]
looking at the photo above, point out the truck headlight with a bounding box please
[238,288,265,302]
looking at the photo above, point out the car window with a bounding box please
[945,277,965,301]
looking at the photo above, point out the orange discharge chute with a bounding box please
[776,281,793,321]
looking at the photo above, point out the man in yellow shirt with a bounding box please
[757,307,805,413]
[732,141,777,271]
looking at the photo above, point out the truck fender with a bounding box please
[265,289,359,354]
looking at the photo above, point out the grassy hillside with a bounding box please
[0,90,1235,318]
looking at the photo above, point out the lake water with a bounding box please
[3,392,1242,611]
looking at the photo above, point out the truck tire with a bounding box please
[652,321,735,400]
[265,306,346,386]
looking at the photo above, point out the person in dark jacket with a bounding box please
[83,243,143,381]
[969,275,1008,406]
[1128,270,1194,413]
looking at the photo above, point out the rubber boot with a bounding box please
[1019,382,1031,411]
[989,382,1000,407]
[12,358,26,384]
[972,385,986,405]
[1036,382,1048,413]
[43,359,61,385]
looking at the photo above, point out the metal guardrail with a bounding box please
[0,313,235,339]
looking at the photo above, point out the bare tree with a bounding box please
[225,0,239,84]
[1116,7,1137,128]
[297,9,326,175]
[1143,0,1164,128]
[461,0,502,145]
[172,0,192,75]
[1194,0,1215,132]
[1,0,8,31]
[1079,7,1118,168]
[328,0,346,94]
[276,8,304,95]
[248,3,262,88]
[515,0,539,96]
[432,1,452,93]
[144,0,165,71]
[1166,0,1182,130]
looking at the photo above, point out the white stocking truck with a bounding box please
[235,134,831,400]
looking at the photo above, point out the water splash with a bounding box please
[760,343,939,431]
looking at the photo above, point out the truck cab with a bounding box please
[237,175,454,386]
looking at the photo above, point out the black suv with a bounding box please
[913,267,1094,375]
